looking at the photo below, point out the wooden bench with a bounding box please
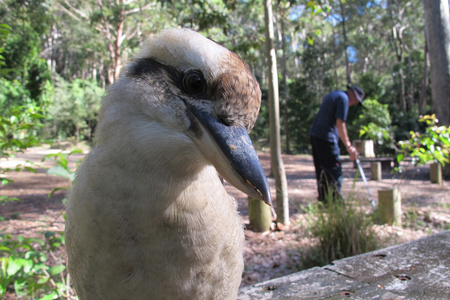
[341,156,396,170]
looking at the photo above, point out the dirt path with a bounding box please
[1,146,449,286]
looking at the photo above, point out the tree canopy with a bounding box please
[0,0,447,154]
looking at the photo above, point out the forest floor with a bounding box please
[1,145,449,288]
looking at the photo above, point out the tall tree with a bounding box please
[59,0,160,84]
[264,0,289,225]
[423,0,450,125]
[277,1,291,154]
[338,0,351,85]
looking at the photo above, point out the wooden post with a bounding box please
[430,162,442,185]
[248,197,272,232]
[378,189,402,226]
[353,140,375,157]
[371,162,382,181]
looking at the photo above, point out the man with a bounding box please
[309,85,365,203]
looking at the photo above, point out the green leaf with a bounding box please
[39,292,58,300]
[69,148,83,155]
[0,195,19,203]
[49,264,65,276]
[6,258,23,276]
[47,166,71,180]
[1,178,14,185]
[48,187,69,199]
[24,166,38,173]
[0,24,11,30]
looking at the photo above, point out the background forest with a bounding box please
[1,1,450,299]
[0,0,439,155]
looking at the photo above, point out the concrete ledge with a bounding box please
[238,230,450,299]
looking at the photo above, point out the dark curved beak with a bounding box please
[186,104,272,206]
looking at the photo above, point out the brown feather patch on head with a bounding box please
[209,52,261,132]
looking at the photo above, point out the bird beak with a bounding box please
[186,104,272,206]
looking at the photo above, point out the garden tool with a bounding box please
[355,159,376,208]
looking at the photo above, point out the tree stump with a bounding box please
[248,196,272,232]
[378,188,402,226]
[430,163,442,185]
[371,162,382,181]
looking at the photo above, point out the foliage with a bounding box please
[48,77,103,141]
[359,122,390,144]
[302,194,377,268]
[250,89,270,148]
[0,23,11,76]
[42,148,84,203]
[351,99,391,138]
[0,1,52,107]
[352,99,394,154]
[0,231,73,299]
[285,78,320,153]
[397,114,450,166]
[0,105,46,158]
[0,104,48,203]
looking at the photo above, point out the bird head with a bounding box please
[116,28,271,205]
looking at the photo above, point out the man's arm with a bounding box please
[336,118,358,161]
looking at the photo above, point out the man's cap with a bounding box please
[347,85,365,105]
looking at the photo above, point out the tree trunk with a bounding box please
[113,19,124,82]
[338,0,351,85]
[423,0,450,125]
[419,36,429,114]
[278,4,290,154]
[388,0,407,111]
[264,0,289,225]
[332,26,339,89]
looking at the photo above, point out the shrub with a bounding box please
[302,194,378,268]
[47,76,103,141]
[398,114,450,166]
[0,231,74,299]
[351,99,393,154]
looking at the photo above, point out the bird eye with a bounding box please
[183,71,206,95]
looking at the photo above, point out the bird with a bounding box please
[65,28,271,300]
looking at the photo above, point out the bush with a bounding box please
[0,104,48,203]
[0,232,74,299]
[47,76,104,141]
[0,104,46,157]
[302,194,378,268]
[398,114,450,167]
[285,78,320,153]
[350,99,393,155]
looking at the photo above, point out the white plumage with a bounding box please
[65,28,270,300]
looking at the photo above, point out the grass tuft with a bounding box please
[301,191,378,268]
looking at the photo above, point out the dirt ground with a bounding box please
[1,146,449,287]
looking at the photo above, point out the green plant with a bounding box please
[0,24,11,77]
[301,193,378,268]
[397,114,450,166]
[0,104,46,157]
[42,149,83,202]
[0,231,74,299]
[48,77,103,141]
[353,99,394,154]
[0,104,49,203]
[359,122,391,145]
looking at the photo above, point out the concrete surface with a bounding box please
[238,230,450,299]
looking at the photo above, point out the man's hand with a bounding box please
[337,118,359,161]
[347,145,359,161]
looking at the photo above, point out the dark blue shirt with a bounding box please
[309,90,349,143]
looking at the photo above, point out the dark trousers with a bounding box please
[310,136,343,202]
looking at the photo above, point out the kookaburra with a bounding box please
[65,28,271,300]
